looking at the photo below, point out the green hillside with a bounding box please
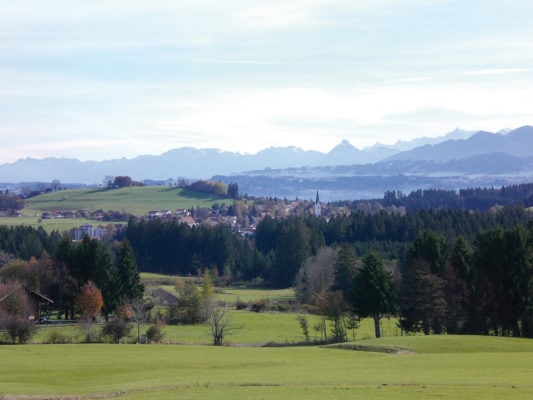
[26,186,230,215]
[0,187,232,232]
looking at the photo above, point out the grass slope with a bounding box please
[2,336,533,399]
[26,187,228,215]
[2,187,230,231]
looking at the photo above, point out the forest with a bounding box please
[345,183,533,212]
[1,187,533,339]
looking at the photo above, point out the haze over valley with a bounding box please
[2,126,532,201]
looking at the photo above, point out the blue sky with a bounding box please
[1,0,533,163]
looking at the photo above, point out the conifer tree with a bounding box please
[352,252,395,338]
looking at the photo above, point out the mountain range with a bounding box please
[0,127,484,183]
[213,126,533,200]
[1,126,532,200]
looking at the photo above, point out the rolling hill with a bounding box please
[25,186,229,216]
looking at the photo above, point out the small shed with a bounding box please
[151,288,180,305]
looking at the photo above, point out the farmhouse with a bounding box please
[0,284,54,322]
[152,287,179,305]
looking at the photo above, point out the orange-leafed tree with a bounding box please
[75,281,104,320]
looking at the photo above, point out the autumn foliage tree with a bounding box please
[75,281,103,320]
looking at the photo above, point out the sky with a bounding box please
[1,0,533,164]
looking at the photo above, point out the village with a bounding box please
[54,192,340,241]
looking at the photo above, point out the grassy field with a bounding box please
[0,216,97,232]
[1,186,230,231]
[33,312,399,345]
[25,186,228,215]
[216,287,295,304]
[2,335,533,399]
[153,284,296,304]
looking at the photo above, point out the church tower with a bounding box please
[314,190,321,217]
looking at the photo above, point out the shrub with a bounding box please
[146,324,165,343]
[79,321,101,343]
[102,318,132,343]
[235,298,248,310]
[276,303,291,312]
[251,299,266,313]
[45,331,72,344]
[2,315,36,344]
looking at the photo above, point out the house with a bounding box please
[151,287,180,306]
[0,284,54,322]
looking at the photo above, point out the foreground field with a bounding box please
[2,336,533,399]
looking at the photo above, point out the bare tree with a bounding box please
[130,297,153,343]
[206,301,240,346]
[294,247,338,305]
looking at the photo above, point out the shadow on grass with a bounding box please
[323,342,414,354]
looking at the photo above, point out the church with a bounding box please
[314,191,321,217]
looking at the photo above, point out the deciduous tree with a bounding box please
[294,246,337,305]
[75,281,103,320]
[206,303,239,346]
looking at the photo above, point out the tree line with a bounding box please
[340,183,533,212]
[309,225,533,339]
[0,235,143,342]
[123,205,530,289]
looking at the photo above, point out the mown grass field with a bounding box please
[25,186,228,215]
[153,284,296,305]
[0,216,97,232]
[33,312,399,346]
[1,186,230,231]
[216,287,295,304]
[2,335,533,399]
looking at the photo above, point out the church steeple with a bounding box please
[314,190,321,217]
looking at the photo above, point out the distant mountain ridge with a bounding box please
[1,126,531,195]
[0,127,483,184]
[386,126,533,161]
[211,126,533,200]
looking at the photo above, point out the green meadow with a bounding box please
[2,186,230,232]
[216,287,296,304]
[2,335,533,399]
[33,312,398,345]
[153,284,296,305]
[25,186,227,215]
[0,216,96,232]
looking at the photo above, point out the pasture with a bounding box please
[2,335,533,399]
[33,312,399,345]
[1,187,230,232]
[25,186,227,215]
[152,284,296,305]
[0,216,95,233]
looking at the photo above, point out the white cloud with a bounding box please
[465,68,530,76]
[1,0,533,164]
